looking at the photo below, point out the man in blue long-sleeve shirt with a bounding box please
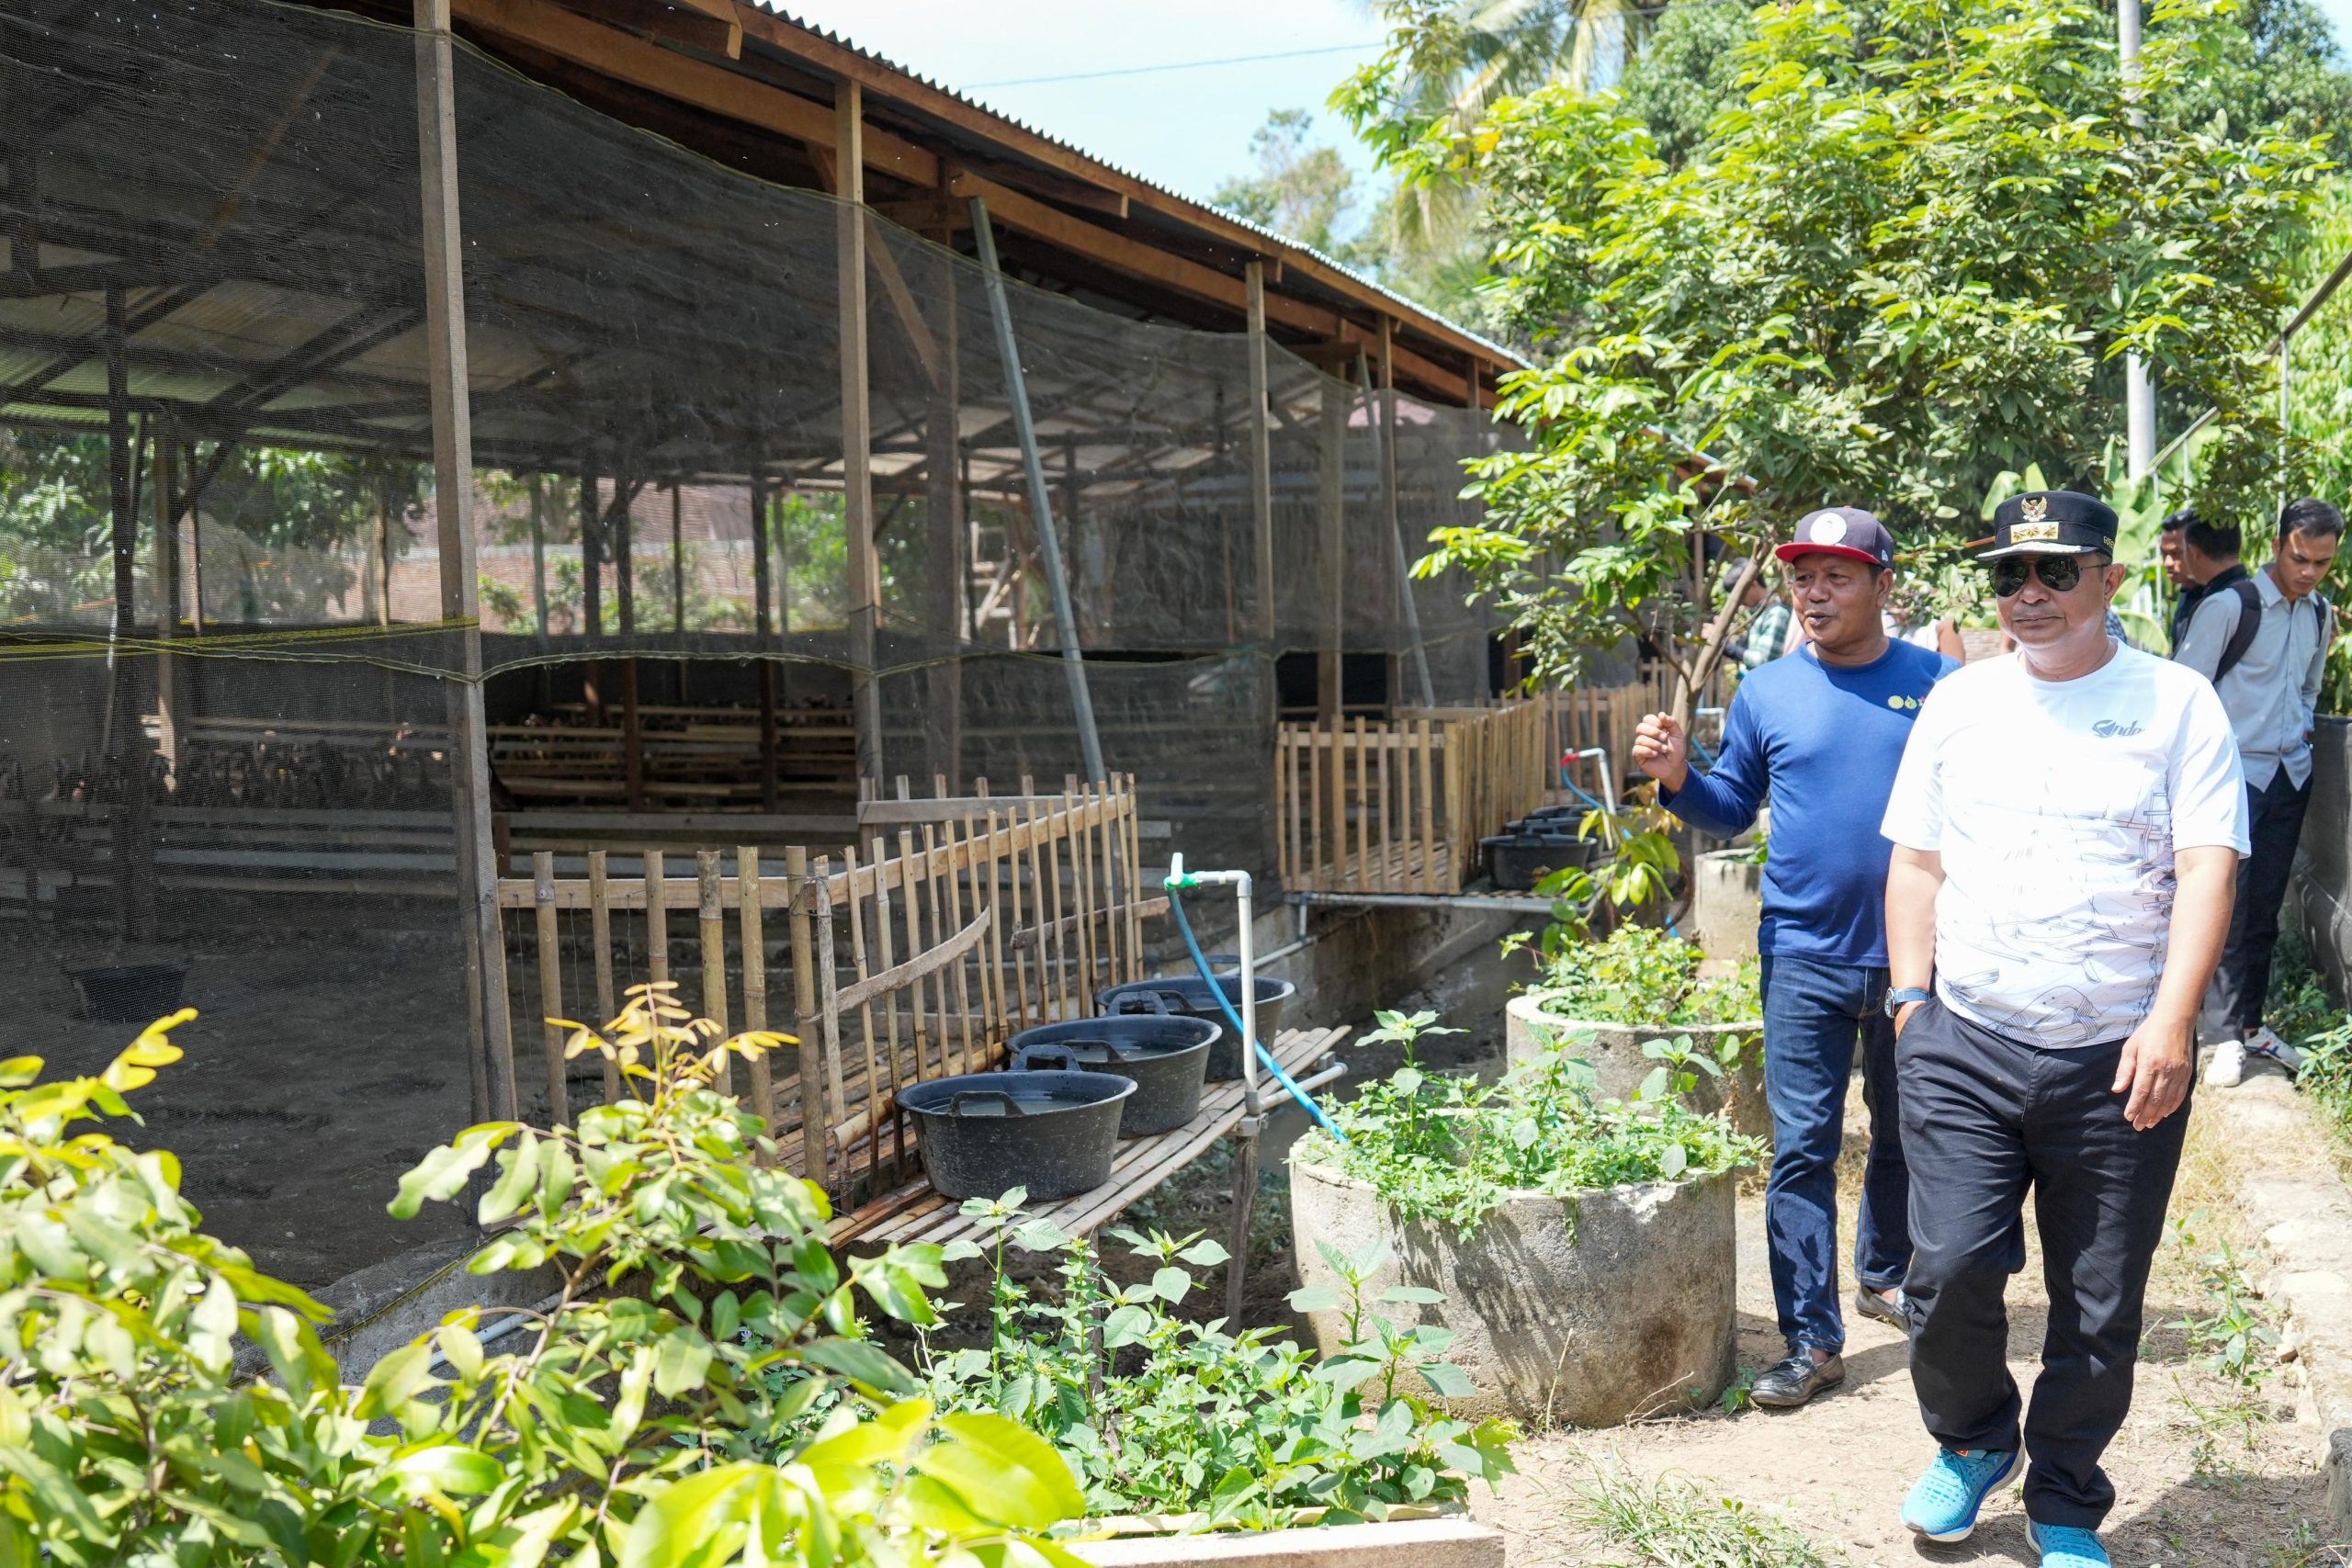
[1634,507,1958,1407]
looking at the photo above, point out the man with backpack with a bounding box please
[2161,511,2247,655]
[2176,498,2342,1087]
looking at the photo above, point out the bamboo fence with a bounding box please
[497,776,1155,1224]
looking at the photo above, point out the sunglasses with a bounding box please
[1990,553,2109,597]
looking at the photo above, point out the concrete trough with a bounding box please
[1289,1158,1736,1427]
[1502,995,1769,1140]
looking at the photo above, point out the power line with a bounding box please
[968,41,1385,91]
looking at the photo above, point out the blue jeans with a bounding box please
[1759,954,1913,1353]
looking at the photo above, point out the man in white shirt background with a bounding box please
[2174,497,2340,1086]
[1877,491,2246,1568]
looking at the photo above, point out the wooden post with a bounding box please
[1372,329,1433,708]
[786,844,822,1180]
[415,0,517,1125]
[581,463,602,645]
[698,850,731,1095]
[738,845,774,1137]
[104,292,155,942]
[749,459,780,813]
[590,850,619,1104]
[838,81,886,784]
[1317,374,1345,723]
[925,231,965,785]
[528,472,548,645]
[1245,262,1274,647]
[153,417,181,784]
[533,853,567,1125]
[670,479,686,700]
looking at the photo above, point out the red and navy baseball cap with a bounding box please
[1775,506,1894,568]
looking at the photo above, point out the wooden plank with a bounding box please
[738,845,775,1135]
[531,852,567,1125]
[786,844,824,1183]
[1306,728,1323,893]
[589,849,617,1039]
[642,846,669,994]
[842,840,888,1190]
[697,851,731,1095]
[1042,805,1070,1020]
[830,908,992,1020]
[1375,720,1393,894]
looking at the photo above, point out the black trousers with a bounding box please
[2213,769,2312,1034]
[1899,999,2188,1529]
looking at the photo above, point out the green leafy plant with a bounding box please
[1531,925,1760,1031]
[1402,0,2326,713]
[0,992,1092,1567]
[907,1190,1515,1529]
[2168,1216,2280,1395]
[1510,798,1685,949]
[1297,1027,1764,1235]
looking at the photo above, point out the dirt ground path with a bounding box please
[1469,1093,2337,1566]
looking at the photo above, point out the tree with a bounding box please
[1333,2,1664,324]
[1212,109,1364,258]
[1410,0,2328,718]
[1614,0,2352,166]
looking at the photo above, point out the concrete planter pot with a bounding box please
[1502,996,1769,1141]
[1289,1159,1736,1427]
[1689,850,1763,961]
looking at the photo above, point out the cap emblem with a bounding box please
[2020,495,2049,524]
[1810,513,1849,545]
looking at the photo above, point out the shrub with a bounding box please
[1533,925,1759,1029]
[893,1191,1515,1530]
[0,990,1091,1568]
[1296,1013,1764,1235]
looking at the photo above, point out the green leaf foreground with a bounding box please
[0,983,1523,1563]
[0,987,1102,1567]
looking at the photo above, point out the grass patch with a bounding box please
[1571,1464,1838,1567]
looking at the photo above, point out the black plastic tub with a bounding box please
[900,1069,1135,1201]
[1095,976,1296,1081]
[66,962,189,1023]
[1483,834,1598,891]
[1011,1015,1218,1137]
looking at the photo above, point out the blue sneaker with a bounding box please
[2028,1518,2109,1566]
[1900,1446,2018,1542]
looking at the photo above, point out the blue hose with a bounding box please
[1166,891,1349,1143]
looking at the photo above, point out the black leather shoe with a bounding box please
[1855,1285,1917,1334]
[1749,1349,1845,1408]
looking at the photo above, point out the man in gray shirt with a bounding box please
[2177,498,2341,1086]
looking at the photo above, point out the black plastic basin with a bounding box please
[1012,1014,1218,1136]
[66,962,189,1023]
[900,1069,1135,1201]
[1483,834,1598,891]
[1095,975,1296,1081]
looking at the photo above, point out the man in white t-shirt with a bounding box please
[1876,491,2247,1568]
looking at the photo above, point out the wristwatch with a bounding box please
[1883,987,1931,1020]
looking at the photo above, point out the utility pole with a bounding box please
[2120,0,2156,479]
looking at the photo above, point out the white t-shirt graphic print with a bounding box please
[1881,643,2248,1048]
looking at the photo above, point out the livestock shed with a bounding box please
[0,0,1534,1289]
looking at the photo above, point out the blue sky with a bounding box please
[771,0,1387,206]
[774,0,2352,213]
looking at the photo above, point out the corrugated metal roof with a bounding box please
[747,2,1526,370]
